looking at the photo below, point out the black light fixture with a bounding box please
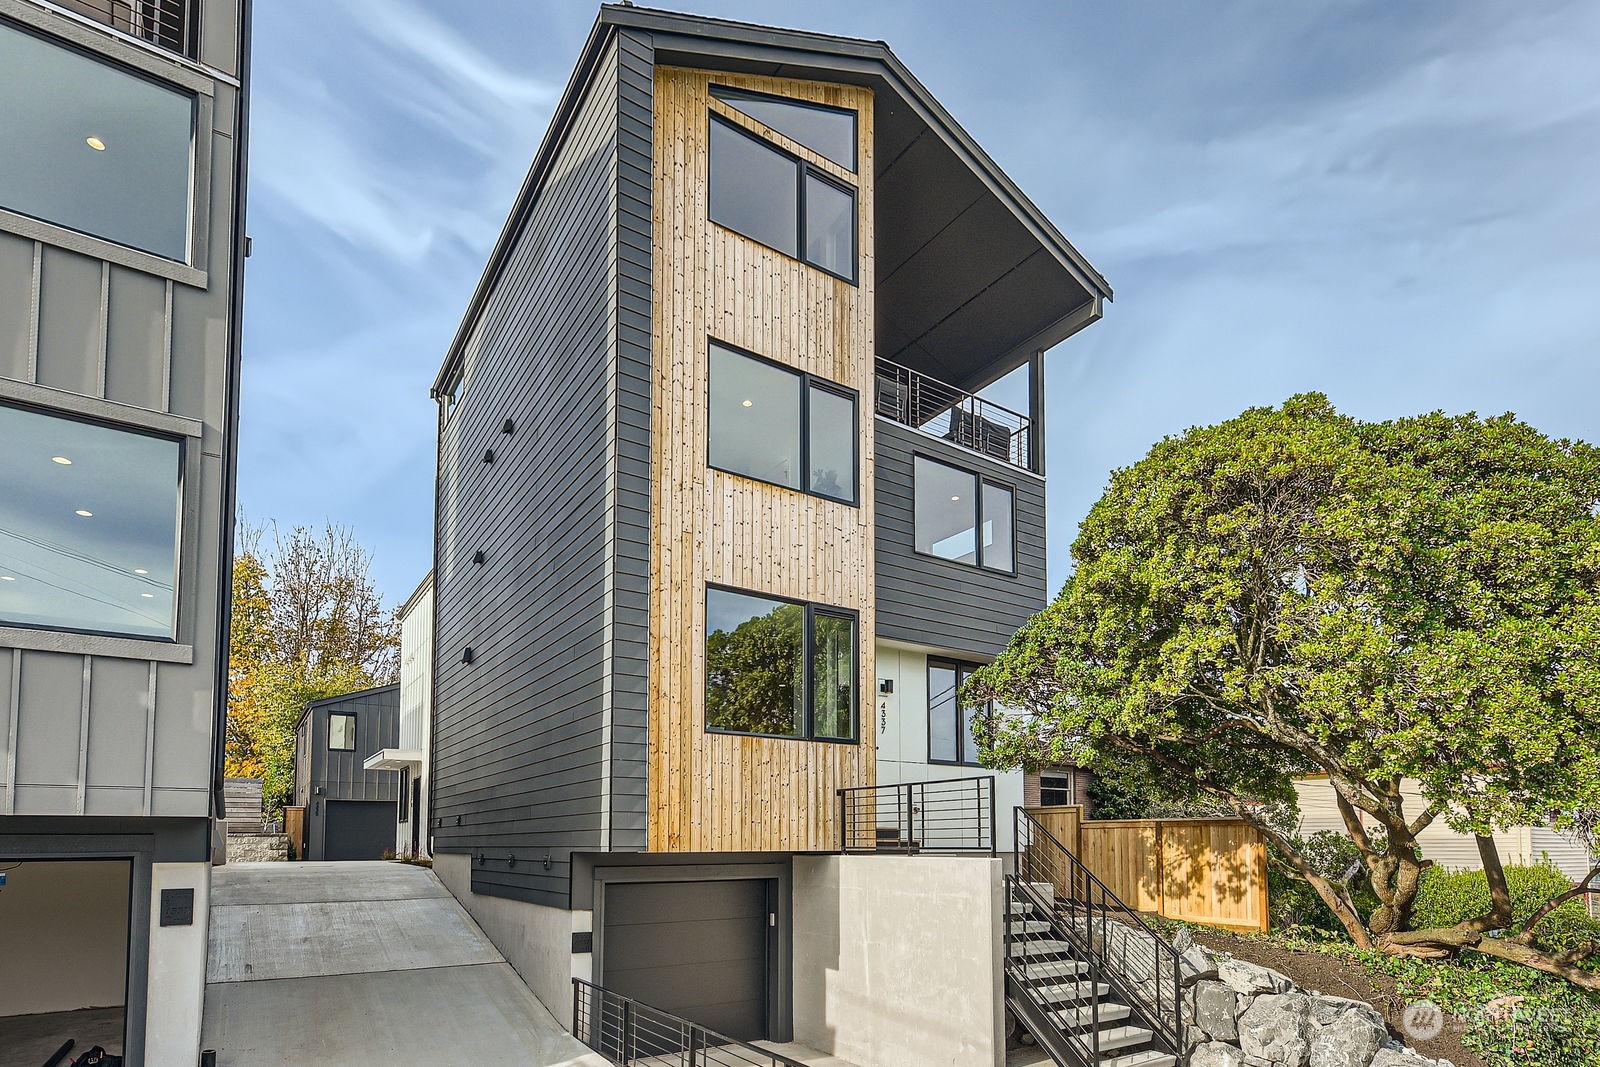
[472,549,486,566]
[482,447,495,464]
[501,418,516,435]
[507,853,517,868]
[542,852,553,871]
[462,647,475,664]
[879,679,894,694]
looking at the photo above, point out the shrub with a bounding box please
[1411,858,1598,951]
[1267,830,1382,936]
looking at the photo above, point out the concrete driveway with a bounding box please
[201,861,608,1067]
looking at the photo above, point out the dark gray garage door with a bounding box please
[602,879,770,1041]
[323,800,394,861]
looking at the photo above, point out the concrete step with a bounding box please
[1050,1000,1131,1029]
[1007,919,1053,935]
[1099,1050,1175,1067]
[1009,938,1071,958]
[1016,957,1089,982]
[1087,1024,1154,1054]
[1028,979,1110,1005]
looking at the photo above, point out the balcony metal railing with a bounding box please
[52,0,195,58]
[874,357,1033,471]
[837,776,996,854]
[572,979,803,1067]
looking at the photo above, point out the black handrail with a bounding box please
[53,0,196,57]
[1012,808,1184,1057]
[572,979,804,1067]
[836,776,996,854]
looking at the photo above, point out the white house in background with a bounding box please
[1293,775,1594,881]
[363,573,433,859]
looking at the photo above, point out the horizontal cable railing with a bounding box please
[1014,808,1183,1057]
[837,776,996,854]
[51,0,194,57]
[573,979,803,1067]
[874,357,1032,470]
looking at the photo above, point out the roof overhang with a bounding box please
[435,4,1110,396]
[363,748,424,772]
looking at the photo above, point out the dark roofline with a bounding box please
[297,682,401,730]
[434,3,1110,396]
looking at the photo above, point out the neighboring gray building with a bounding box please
[0,0,249,1063]
[295,684,400,861]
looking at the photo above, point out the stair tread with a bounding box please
[1051,1001,1132,1028]
[1009,938,1071,956]
[1028,979,1110,1004]
[1089,1024,1154,1051]
[1016,958,1089,980]
[1099,1051,1175,1067]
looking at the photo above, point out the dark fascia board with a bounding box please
[433,3,1111,396]
[305,683,401,711]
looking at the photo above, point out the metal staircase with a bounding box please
[1006,809,1184,1067]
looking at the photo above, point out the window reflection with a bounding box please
[0,403,181,639]
[706,588,805,737]
[710,86,857,171]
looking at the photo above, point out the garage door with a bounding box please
[323,800,395,861]
[601,879,770,1041]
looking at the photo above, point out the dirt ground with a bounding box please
[1194,927,1487,1067]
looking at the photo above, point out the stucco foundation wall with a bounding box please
[144,861,209,1067]
[434,852,592,1027]
[792,854,1004,1067]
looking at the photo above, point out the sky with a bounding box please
[239,0,1600,607]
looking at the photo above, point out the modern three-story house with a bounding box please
[0,0,248,1063]
[428,6,1109,1064]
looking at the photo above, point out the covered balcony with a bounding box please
[53,0,195,58]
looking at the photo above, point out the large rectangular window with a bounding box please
[708,113,858,282]
[705,586,857,742]
[913,455,1015,572]
[708,341,857,504]
[0,19,195,261]
[328,713,357,752]
[928,659,986,766]
[0,402,181,639]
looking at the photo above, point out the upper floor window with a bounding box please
[913,455,1015,572]
[0,19,195,261]
[711,85,857,171]
[709,114,857,282]
[708,340,858,505]
[329,713,357,751]
[928,658,985,766]
[705,586,857,742]
[1040,773,1075,807]
[0,401,181,640]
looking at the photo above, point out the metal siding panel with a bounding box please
[104,265,169,410]
[0,232,34,381]
[0,648,14,812]
[431,42,623,904]
[149,659,212,812]
[34,246,102,395]
[11,651,83,812]
[85,655,150,792]
[873,420,1047,657]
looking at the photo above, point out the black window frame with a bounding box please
[328,712,357,753]
[398,766,412,822]
[911,453,1018,575]
[927,657,987,767]
[710,83,859,173]
[0,397,187,643]
[1039,773,1074,807]
[707,112,858,285]
[704,582,860,745]
[706,338,860,507]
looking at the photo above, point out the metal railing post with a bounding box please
[621,998,634,1062]
[902,783,914,851]
[836,788,848,852]
[986,778,997,856]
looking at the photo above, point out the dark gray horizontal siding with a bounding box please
[874,419,1047,658]
[608,27,655,853]
[431,37,628,909]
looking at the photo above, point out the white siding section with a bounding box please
[396,576,433,858]
[873,641,1023,852]
[1292,778,1594,881]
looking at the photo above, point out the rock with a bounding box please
[224,833,289,863]
[1194,979,1240,1041]
[1192,1041,1249,1067]
[1310,1009,1385,1067]
[1309,994,1385,1032]
[1370,1051,1442,1067]
[1239,992,1313,1067]
[1221,957,1295,995]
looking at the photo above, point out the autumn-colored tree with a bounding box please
[224,521,398,811]
[968,395,1600,987]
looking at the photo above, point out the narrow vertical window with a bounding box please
[807,383,856,503]
[810,610,856,740]
[928,659,986,766]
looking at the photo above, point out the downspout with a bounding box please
[211,0,253,825]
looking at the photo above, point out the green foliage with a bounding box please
[1412,861,1600,952]
[1085,774,1156,820]
[966,394,1600,959]
[1268,831,1381,934]
[705,602,804,735]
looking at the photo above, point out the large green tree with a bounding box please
[967,394,1600,986]
[225,522,398,811]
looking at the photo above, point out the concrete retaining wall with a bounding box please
[792,854,1005,1067]
[433,853,592,1027]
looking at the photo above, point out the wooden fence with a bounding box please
[284,806,307,860]
[1027,806,1269,931]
